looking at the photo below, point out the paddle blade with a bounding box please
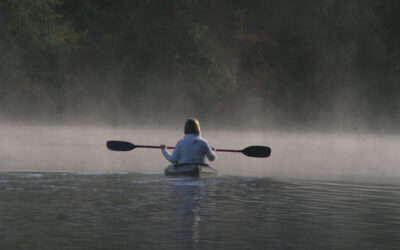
[106,141,136,151]
[242,146,271,158]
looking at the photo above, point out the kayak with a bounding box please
[164,164,211,176]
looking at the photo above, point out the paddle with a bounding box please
[106,141,271,158]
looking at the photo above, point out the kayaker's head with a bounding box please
[184,118,201,136]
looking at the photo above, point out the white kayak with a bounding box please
[164,164,215,176]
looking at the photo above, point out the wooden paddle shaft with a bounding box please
[136,145,175,150]
[216,149,242,153]
[136,145,240,153]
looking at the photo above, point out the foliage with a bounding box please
[0,0,399,128]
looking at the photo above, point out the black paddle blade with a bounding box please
[106,141,136,151]
[242,146,271,158]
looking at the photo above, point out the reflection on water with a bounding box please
[0,172,399,249]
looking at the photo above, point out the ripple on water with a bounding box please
[10,173,44,178]
[72,172,129,176]
[0,172,399,249]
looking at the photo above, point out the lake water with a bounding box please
[1,124,400,249]
[0,172,400,249]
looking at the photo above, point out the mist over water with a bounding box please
[1,1,400,248]
[1,124,399,185]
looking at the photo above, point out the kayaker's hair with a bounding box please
[184,118,201,136]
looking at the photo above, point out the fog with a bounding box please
[1,1,400,187]
[1,0,400,131]
[1,124,399,185]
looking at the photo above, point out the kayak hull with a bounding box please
[164,164,204,176]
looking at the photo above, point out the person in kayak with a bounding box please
[161,118,216,165]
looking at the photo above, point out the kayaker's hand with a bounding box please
[211,146,216,152]
[160,144,166,150]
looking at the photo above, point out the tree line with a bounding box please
[0,0,399,129]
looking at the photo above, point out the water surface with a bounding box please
[0,172,399,249]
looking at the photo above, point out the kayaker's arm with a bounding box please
[204,142,216,161]
[161,143,180,163]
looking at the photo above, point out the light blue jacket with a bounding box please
[162,134,216,164]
